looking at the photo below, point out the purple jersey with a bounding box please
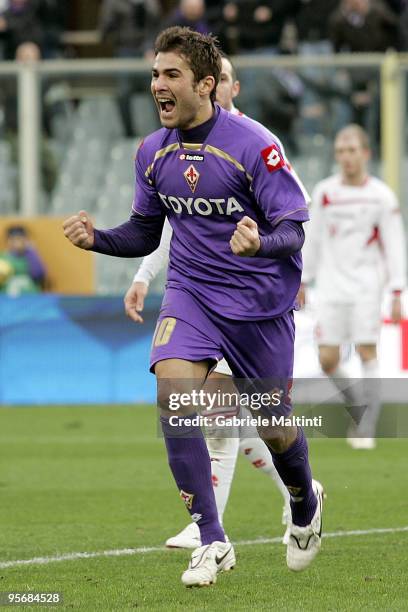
[132,106,309,320]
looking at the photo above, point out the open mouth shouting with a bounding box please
[156,97,176,121]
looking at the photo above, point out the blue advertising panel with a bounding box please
[0,295,161,404]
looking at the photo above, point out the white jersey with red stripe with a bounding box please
[302,173,406,303]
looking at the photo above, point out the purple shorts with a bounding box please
[150,287,295,386]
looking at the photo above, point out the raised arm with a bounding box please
[63,209,165,258]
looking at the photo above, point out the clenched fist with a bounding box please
[63,210,94,249]
[230,215,260,256]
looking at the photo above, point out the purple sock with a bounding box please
[268,427,317,527]
[161,414,225,545]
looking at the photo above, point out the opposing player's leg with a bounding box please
[204,370,240,527]
[348,300,382,448]
[351,343,379,449]
[207,366,290,539]
[319,344,363,418]
[238,434,291,543]
[216,311,323,570]
[317,302,363,419]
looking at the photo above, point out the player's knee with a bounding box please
[157,379,194,416]
[319,349,340,374]
[356,344,377,362]
[157,381,187,415]
[256,423,288,451]
[207,436,237,457]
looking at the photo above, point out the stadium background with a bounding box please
[1,3,408,609]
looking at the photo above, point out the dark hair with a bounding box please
[6,225,28,238]
[154,26,221,102]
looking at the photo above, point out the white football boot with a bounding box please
[286,479,324,571]
[165,522,201,549]
[346,436,376,450]
[181,541,236,587]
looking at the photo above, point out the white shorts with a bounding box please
[316,301,381,345]
[213,357,233,376]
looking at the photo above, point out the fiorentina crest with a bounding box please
[180,489,194,509]
[183,164,200,193]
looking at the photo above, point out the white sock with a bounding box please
[331,366,362,406]
[359,359,381,437]
[239,436,290,506]
[206,436,239,525]
[330,365,366,430]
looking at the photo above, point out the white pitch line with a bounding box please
[1,526,407,570]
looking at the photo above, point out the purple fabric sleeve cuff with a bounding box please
[257,220,305,259]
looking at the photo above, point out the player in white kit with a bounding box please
[124,55,292,548]
[299,124,406,449]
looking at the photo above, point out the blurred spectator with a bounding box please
[164,0,209,34]
[291,0,339,137]
[230,0,299,133]
[294,0,339,46]
[37,0,68,58]
[224,0,298,54]
[400,3,408,50]
[383,0,406,14]
[100,0,161,57]
[329,0,399,52]
[328,0,399,147]
[0,225,47,295]
[99,0,162,137]
[239,65,304,154]
[15,38,39,60]
[0,0,43,60]
[383,0,408,49]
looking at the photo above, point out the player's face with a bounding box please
[334,133,370,180]
[215,58,240,111]
[151,51,213,130]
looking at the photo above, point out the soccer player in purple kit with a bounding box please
[63,26,324,587]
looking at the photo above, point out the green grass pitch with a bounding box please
[0,405,407,611]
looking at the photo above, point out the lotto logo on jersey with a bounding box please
[180,153,204,162]
[180,489,194,509]
[261,144,285,173]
